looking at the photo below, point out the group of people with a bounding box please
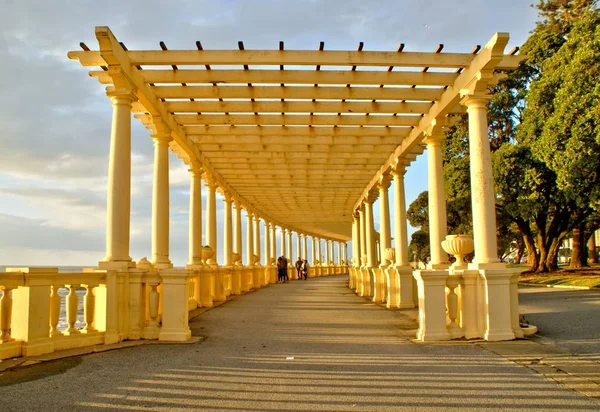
[276,255,309,283]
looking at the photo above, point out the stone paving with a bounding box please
[0,275,599,411]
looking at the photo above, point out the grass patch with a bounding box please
[519,268,600,289]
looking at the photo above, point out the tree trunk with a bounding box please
[515,243,524,265]
[589,234,597,264]
[536,234,550,273]
[547,238,562,271]
[570,226,585,268]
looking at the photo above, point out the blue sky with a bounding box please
[0,0,539,266]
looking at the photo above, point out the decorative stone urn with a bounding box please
[232,252,241,266]
[201,245,215,265]
[382,248,395,266]
[441,235,474,268]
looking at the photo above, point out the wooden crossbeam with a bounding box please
[185,125,411,137]
[191,135,402,145]
[152,85,443,101]
[174,114,420,127]
[138,69,457,86]
[161,100,433,114]
[196,144,397,153]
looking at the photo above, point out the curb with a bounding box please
[518,282,599,291]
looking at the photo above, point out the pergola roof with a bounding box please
[69,27,524,241]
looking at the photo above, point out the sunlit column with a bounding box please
[301,234,307,259]
[378,175,392,267]
[324,239,330,265]
[246,211,254,266]
[205,177,218,265]
[365,196,376,268]
[352,213,360,266]
[312,237,317,264]
[316,237,322,264]
[359,204,367,267]
[296,232,301,260]
[102,89,136,265]
[343,242,348,263]
[270,223,276,259]
[264,221,271,266]
[188,166,203,266]
[234,200,243,264]
[462,95,500,264]
[151,131,172,268]
[338,242,343,264]
[425,132,448,267]
[280,227,286,258]
[223,195,233,266]
[286,229,292,261]
[391,165,410,266]
[253,215,261,265]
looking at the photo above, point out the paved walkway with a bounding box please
[1,276,599,411]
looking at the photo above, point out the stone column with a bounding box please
[223,195,233,267]
[234,200,243,263]
[280,227,286,258]
[246,212,254,267]
[264,221,271,267]
[365,199,376,268]
[301,234,307,259]
[253,215,261,265]
[316,238,322,264]
[325,239,330,266]
[352,213,360,267]
[286,230,292,260]
[391,165,410,266]
[205,177,218,265]
[312,236,317,265]
[151,132,172,268]
[424,133,448,267]
[296,233,302,261]
[270,223,276,259]
[462,95,500,265]
[359,205,367,267]
[187,167,203,266]
[390,163,414,308]
[101,89,136,267]
[378,176,392,266]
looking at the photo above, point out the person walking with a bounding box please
[277,255,286,283]
[295,257,303,281]
[301,259,309,280]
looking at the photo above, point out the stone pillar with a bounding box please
[391,166,410,267]
[286,229,292,262]
[378,176,392,265]
[365,199,376,268]
[234,200,243,263]
[296,233,302,260]
[101,89,136,267]
[151,132,172,268]
[270,223,276,259]
[280,227,286,258]
[302,234,308,259]
[264,221,271,267]
[223,195,233,267]
[253,215,261,265]
[187,167,203,266]
[359,205,367,267]
[205,177,218,265]
[316,238,322,265]
[462,95,500,264]
[352,213,360,267]
[246,212,254,267]
[312,236,317,265]
[325,239,330,266]
[424,133,448,267]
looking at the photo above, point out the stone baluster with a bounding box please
[49,285,62,337]
[65,284,80,335]
[0,288,13,342]
[82,283,97,333]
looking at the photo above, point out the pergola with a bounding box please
[67,27,526,342]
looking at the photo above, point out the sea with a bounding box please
[0,266,90,331]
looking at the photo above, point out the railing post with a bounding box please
[158,269,191,342]
[0,288,13,342]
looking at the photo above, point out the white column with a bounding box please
[280,227,286,258]
[205,178,218,265]
[316,237,322,264]
[151,133,172,267]
[301,234,307,259]
[188,167,203,266]
[343,242,347,263]
[286,229,292,261]
[246,212,254,266]
[352,213,360,266]
[365,199,376,268]
[253,215,261,265]
[223,195,233,266]
[425,134,448,267]
[296,232,302,260]
[325,239,330,265]
[312,237,317,264]
[359,205,367,267]
[378,176,392,267]
[101,89,136,266]
[234,200,243,264]
[391,166,409,266]
[462,95,501,264]
[270,223,276,259]
[338,242,343,264]
[264,221,271,266]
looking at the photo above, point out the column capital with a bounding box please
[460,93,492,109]
[423,118,446,145]
[364,189,378,204]
[377,174,392,190]
[204,175,218,190]
[106,87,137,104]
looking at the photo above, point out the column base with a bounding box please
[154,261,174,269]
[158,329,191,342]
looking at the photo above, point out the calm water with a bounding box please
[1,266,89,331]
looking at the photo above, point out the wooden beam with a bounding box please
[196,143,397,153]
[204,151,392,159]
[162,100,433,114]
[185,125,411,137]
[140,69,458,86]
[175,114,420,127]
[153,85,443,101]
[191,135,402,145]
